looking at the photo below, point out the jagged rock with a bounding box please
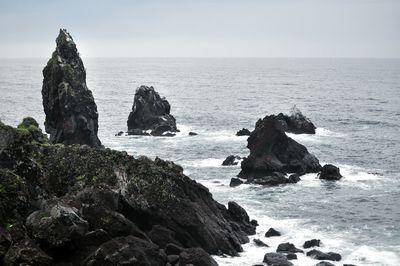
[127,86,178,136]
[179,248,218,266]
[115,131,123,136]
[84,236,164,266]
[229,178,243,187]
[288,174,301,183]
[228,202,256,235]
[26,204,89,252]
[318,164,342,180]
[306,249,342,261]
[276,242,303,253]
[253,239,269,247]
[42,29,102,148]
[239,114,321,179]
[265,228,281,237]
[222,155,241,166]
[4,238,53,266]
[286,253,297,260]
[276,106,316,134]
[188,132,198,136]
[263,252,293,266]
[0,119,256,264]
[303,239,321,248]
[236,128,251,136]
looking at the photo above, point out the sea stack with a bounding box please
[239,114,321,179]
[42,29,102,148]
[277,106,316,134]
[127,85,178,136]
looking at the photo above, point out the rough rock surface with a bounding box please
[0,118,256,265]
[303,239,321,248]
[277,106,316,134]
[127,86,178,136]
[236,128,251,136]
[319,164,342,181]
[265,228,281,237]
[42,29,102,148]
[276,242,303,253]
[306,249,342,261]
[229,178,243,187]
[239,114,321,180]
[263,252,293,266]
[222,155,241,166]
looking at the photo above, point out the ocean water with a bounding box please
[1,58,400,265]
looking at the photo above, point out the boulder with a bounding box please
[319,164,342,181]
[306,249,342,261]
[265,228,281,237]
[4,238,53,266]
[148,225,182,248]
[263,252,293,266]
[127,86,178,136]
[276,106,316,134]
[236,128,251,136]
[316,262,335,266]
[229,178,243,187]
[286,253,297,260]
[276,242,303,253]
[239,114,321,179]
[42,29,102,148]
[84,236,164,266]
[165,243,184,255]
[115,131,123,136]
[179,248,218,266]
[245,172,290,186]
[253,239,269,247]
[303,239,321,248]
[222,155,241,166]
[288,174,301,183]
[188,132,198,136]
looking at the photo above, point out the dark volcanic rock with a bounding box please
[286,253,297,260]
[263,252,293,266]
[253,238,269,247]
[265,228,281,237]
[303,239,321,248]
[179,248,218,266]
[127,85,178,136]
[0,118,256,264]
[229,178,243,187]
[239,114,321,179]
[236,128,251,136]
[306,249,342,261]
[316,262,335,266]
[222,155,241,166]
[188,132,198,136]
[277,107,316,134]
[319,164,342,180]
[276,242,303,253]
[42,29,102,148]
[115,131,123,136]
[245,172,290,186]
[288,173,301,183]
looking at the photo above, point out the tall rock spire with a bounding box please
[42,29,102,148]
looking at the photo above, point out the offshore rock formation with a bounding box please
[277,106,316,134]
[42,29,102,148]
[127,86,178,136]
[239,114,321,182]
[0,118,256,265]
[318,164,342,181]
[236,128,251,136]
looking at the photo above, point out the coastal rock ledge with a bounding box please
[42,29,102,148]
[127,86,178,136]
[0,118,256,265]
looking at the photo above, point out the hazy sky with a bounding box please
[0,0,399,58]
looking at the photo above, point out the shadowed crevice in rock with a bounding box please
[42,29,102,148]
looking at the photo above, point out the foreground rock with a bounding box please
[263,252,293,266]
[127,86,178,136]
[236,128,251,136]
[222,155,241,166]
[277,106,316,134]
[306,249,342,261]
[239,114,321,181]
[42,29,102,148]
[303,239,321,248]
[319,164,343,180]
[0,118,256,265]
[276,242,303,253]
[265,228,281,237]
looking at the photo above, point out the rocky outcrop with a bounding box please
[222,155,241,166]
[127,86,178,136]
[239,114,321,180]
[236,128,251,136]
[0,118,257,265]
[276,242,303,253]
[229,178,243,187]
[42,29,102,148]
[306,249,342,261]
[265,228,281,237]
[303,239,321,248]
[263,252,293,266]
[318,164,342,180]
[277,106,316,134]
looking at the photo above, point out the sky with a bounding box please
[0,0,399,58]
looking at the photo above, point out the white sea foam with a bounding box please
[181,158,226,168]
[287,127,346,144]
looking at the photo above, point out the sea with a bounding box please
[0,58,399,266]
